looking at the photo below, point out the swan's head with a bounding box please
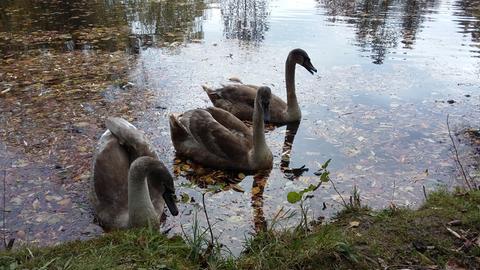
[257,86,272,123]
[289,48,317,75]
[149,164,179,216]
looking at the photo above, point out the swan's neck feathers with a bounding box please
[250,102,272,168]
[285,57,301,121]
[127,160,159,228]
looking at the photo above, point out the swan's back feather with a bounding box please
[106,117,157,160]
[170,108,252,170]
[204,84,287,123]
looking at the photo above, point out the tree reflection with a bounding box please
[319,0,438,64]
[0,0,206,52]
[124,0,205,44]
[220,0,269,44]
[251,170,271,232]
[454,0,480,53]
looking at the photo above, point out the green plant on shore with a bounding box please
[286,159,331,231]
[180,183,232,268]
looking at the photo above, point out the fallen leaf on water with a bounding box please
[58,198,71,206]
[45,195,62,202]
[32,199,40,210]
[231,184,245,193]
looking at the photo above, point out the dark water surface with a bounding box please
[1,0,479,253]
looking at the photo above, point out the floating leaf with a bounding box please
[252,187,261,196]
[231,184,245,193]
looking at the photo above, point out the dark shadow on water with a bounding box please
[280,122,309,180]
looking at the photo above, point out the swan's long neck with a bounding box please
[127,157,158,228]
[285,56,301,121]
[251,101,270,168]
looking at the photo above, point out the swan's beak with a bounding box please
[303,60,317,75]
[262,103,270,123]
[163,192,179,216]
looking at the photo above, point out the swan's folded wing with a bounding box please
[187,109,250,161]
[106,117,157,159]
[216,84,257,105]
[93,133,129,210]
[206,107,252,139]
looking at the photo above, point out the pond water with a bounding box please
[1,0,479,254]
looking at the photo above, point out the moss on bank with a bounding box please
[1,190,479,269]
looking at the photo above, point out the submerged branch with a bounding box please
[446,114,476,190]
[202,193,215,247]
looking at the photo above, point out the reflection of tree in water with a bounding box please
[220,0,269,44]
[0,0,206,52]
[124,0,206,43]
[251,170,271,232]
[454,0,480,52]
[320,0,438,64]
[0,0,126,32]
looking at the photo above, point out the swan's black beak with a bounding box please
[163,192,179,216]
[262,102,270,124]
[302,59,317,75]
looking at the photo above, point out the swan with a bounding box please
[202,48,317,125]
[169,86,273,171]
[91,117,179,229]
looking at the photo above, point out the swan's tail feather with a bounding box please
[169,113,190,144]
[105,117,155,158]
[201,85,214,94]
[228,77,243,84]
[202,84,223,104]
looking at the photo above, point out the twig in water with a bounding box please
[390,179,396,207]
[422,185,428,201]
[329,177,348,208]
[446,114,475,190]
[201,193,215,246]
[2,162,6,249]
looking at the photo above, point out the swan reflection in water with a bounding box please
[280,122,309,180]
[251,122,308,232]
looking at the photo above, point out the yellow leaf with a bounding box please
[349,221,360,228]
[231,184,245,193]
